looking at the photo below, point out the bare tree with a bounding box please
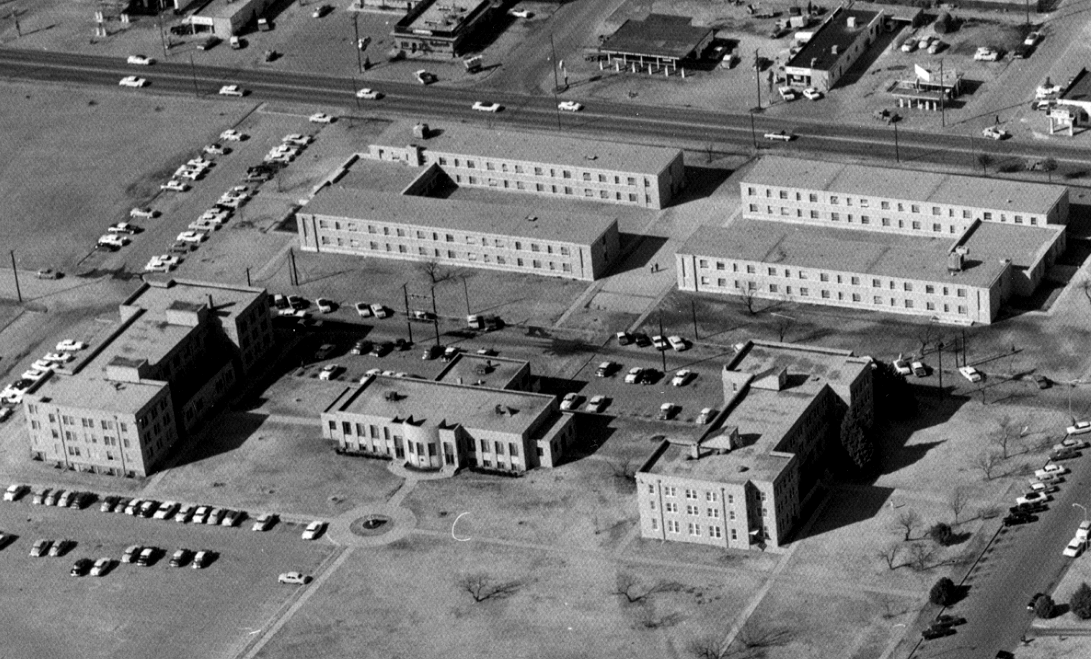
[773,313,793,343]
[907,541,936,571]
[989,415,1026,460]
[688,635,730,659]
[418,259,456,286]
[607,460,638,490]
[895,508,921,541]
[737,622,793,650]
[877,542,901,570]
[1040,157,1058,183]
[457,572,521,602]
[614,572,661,603]
[948,486,970,525]
[915,324,937,358]
[973,450,1002,481]
[738,282,758,315]
[977,153,995,176]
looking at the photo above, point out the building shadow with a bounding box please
[791,483,896,542]
[606,234,668,275]
[563,413,617,463]
[875,392,968,476]
[169,410,269,469]
[669,165,733,206]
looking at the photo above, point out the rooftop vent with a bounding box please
[831,44,839,55]
[947,251,964,273]
[526,215,537,222]
[384,391,402,401]
[846,15,857,28]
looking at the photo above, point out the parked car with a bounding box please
[218,84,246,97]
[70,558,94,577]
[973,46,1000,61]
[121,545,142,563]
[169,548,193,567]
[657,403,678,421]
[1067,421,1091,435]
[29,539,52,557]
[174,504,195,523]
[279,571,312,584]
[153,501,179,520]
[667,335,688,351]
[309,112,334,123]
[49,539,75,557]
[136,546,159,566]
[90,557,114,576]
[1016,491,1051,506]
[1064,537,1085,557]
[585,395,607,413]
[191,550,215,569]
[252,513,278,532]
[220,129,246,141]
[559,393,582,411]
[415,70,437,85]
[318,365,343,381]
[371,304,392,318]
[651,335,669,350]
[595,361,616,377]
[1056,438,1089,450]
[3,483,29,501]
[1033,374,1052,389]
[958,366,982,382]
[982,126,1009,140]
[911,361,929,377]
[777,86,797,101]
[671,369,693,387]
[802,87,823,100]
[302,520,326,540]
[624,367,644,384]
[695,407,714,425]
[615,331,632,345]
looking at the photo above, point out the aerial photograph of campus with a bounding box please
[5,0,1091,657]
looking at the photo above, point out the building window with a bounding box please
[830,196,839,204]
[665,502,678,513]
[651,518,658,530]
[831,212,840,221]
[710,526,722,538]
[665,486,676,497]
[707,508,720,518]
[668,520,680,533]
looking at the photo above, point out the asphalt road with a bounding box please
[914,449,1091,659]
[3,48,1091,173]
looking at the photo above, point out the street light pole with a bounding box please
[461,276,470,317]
[9,250,22,303]
[353,13,363,73]
[753,48,762,109]
[402,282,413,345]
[550,33,560,93]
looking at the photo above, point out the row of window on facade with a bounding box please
[747,187,1041,224]
[651,518,730,539]
[698,261,969,296]
[319,237,576,272]
[334,420,523,458]
[316,221,575,254]
[450,173,647,202]
[434,155,651,188]
[701,278,972,314]
[751,204,1040,228]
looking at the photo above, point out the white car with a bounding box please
[559,393,582,411]
[3,484,29,501]
[160,180,189,192]
[153,254,181,267]
[279,571,312,585]
[667,335,688,351]
[1036,83,1061,99]
[302,520,326,540]
[178,169,204,181]
[974,47,1000,61]
[130,207,158,219]
[657,403,678,420]
[472,101,502,113]
[318,365,343,381]
[671,369,693,387]
[118,76,147,88]
[900,39,917,53]
[982,126,1008,140]
[188,220,217,232]
[187,157,213,169]
[624,367,643,384]
[1024,31,1041,47]
[97,234,129,249]
[203,143,227,155]
[356,88,382,100]
[1042,463,1068,475]
[558,101,583,112]
[958,366,982,382]
[56,340,87,352]
[927,40,944,54]
[509,9,533,17]
[1078,520,1091,542]
[153,501,179,520]
[126,55,154,65]
[764,130,794,142]
[892,358,912,376]
[32,359,55,372]
[252,513,278,532]
[1064,537,1085,558]
[695,407,714,424]
[144,260,173,273]
[802,87,823,101]
[108,222,138,235]
[585,395,607,413]
[42,352,74,364]
[1067,421,1091,435]
[651,335,669,350]
[316,298,335,313]
[1016,491,1050,506]
[176,231,208,243]
[200,209,231,222]
[282,134,312,146]
[1056,438,1090,450]
[22,369,48,382]
[219,85,245,97]
[220,129,246,141]
[309,112,334,123]
[778,86,797,101]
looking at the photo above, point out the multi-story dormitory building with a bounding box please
[677,156,1069,325]
[637,340,872,550]
[366,122,685,210]
[22,279,273,477]
[320,354,577,473]
[297,186,620,281]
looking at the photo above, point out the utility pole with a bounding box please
[550,33,560,93]
[461,276,471,317]
[753,48,762,109]
[188,53,199,97]
[9,250,22,303]
[939,59,946,128]
[352,75,360,110]
[893,120,900,163]
[937,341,944,398]
[288,248,298,286]
[690,299,699,340]
[353,13,363,73]
[430,286,440,347]
[402,282,413,344]
[658,312,666,374]
[962,328,968,367]
[245,267,251,287]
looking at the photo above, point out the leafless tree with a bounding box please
[614,572,661,603]
[457,572,521,602]
[737,622,793,650]
[688,635,731,659]
[948,486,970,525]
[738,282,758,315]
[773,313,793,343]
[607,459,637,486]
[907,541,936,571]
[877,543,901,570]
[1040,157,1058,182]
[418,259,456,286]
[973,450,1002,481]
[895,509,921,541]
[977,153,995,176]
[916,324,937,358]
[989,415,1026,460]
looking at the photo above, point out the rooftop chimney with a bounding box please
[847,15,857,28]
[831,44,839,55]
[690,442,701,460]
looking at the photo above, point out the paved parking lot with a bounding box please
[0,495,333,659]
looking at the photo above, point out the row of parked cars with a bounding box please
[5,483,328,541]
[615,331,689,352]
[0,339,87,408]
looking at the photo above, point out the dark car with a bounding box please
[70,558,94,577]
[393,338,412,351]
[422,344,443,360]
[639,369,659,385]
[370,342,392,358]
[933,614,966,627]
[1004,513,1036,526]
[351,340,372,356]
[1050,448,1079,461]
[1027,593,1045,610]
[921,625,956,640]
[632,333,652,348]
[1032,375,1051,389]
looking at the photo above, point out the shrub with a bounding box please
[929,577,956,606]
[1070,583,1091,619]
[1035,594,1054,619]
[929,522,953,546]
[934,12,953,33]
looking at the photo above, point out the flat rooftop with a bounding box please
[376,122,682,176]
[83,314,198,377]
[743,156,1068,217]
[434,354,526,389]
[681,219,1007,289]
[646,381,825,484]
[195,0,253,20]
[337,157,424,194]
[600,13,712,60]
[303,186,617,245]
[29,373,165,416]
[731,341,867,388]
[960,220,1064,270]
[405,0,489,33]
[787,7,881,71]
[125,280,264,326]
[332,375,555,435]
